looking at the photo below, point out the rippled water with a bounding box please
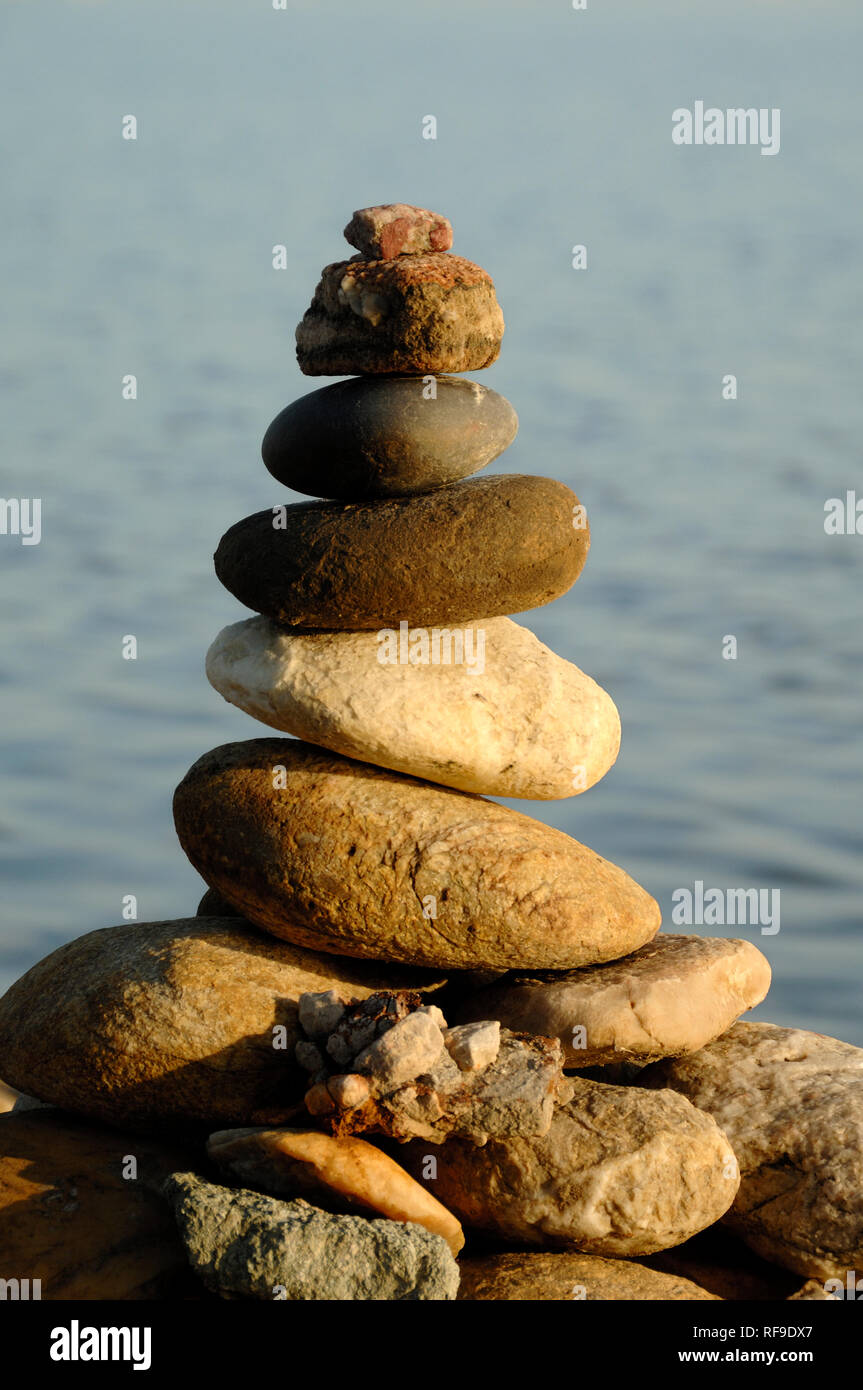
[1,0,861,1043]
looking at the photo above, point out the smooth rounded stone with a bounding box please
[206,1126,464,1255]
[173,739,661,972]
[457,1252,718,1302]
[641,1022,863,1280]
[0,918,445,1132]
[164,1171,459,1301]
[214,475,589,631]
[261,376,518,501]
[402,1081,739,1256]
[295,252,503,375]
[454,935,772,1068]
[343,204,453,260]
[0,1109,195,1299]
[206,615,618,800]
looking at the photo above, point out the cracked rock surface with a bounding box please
[455,935,771,1066]
[295,252,503,375]
[164,1171,459,1301]
[641,1021,863,1279]
[205,614,620,799]
[296,989,573,1144]
[402,1080,740,1256]
[173,740,661,971]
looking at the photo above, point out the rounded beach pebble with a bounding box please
[454,934,772,1066]
[214,475,589,630]
[172,739,661,972]
[261,375,517,501]
[205,614,620,799]
[403,1081,740,1256]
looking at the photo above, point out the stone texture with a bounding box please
[0,1109,195,1299]
[403,1080,739,1256]
[206,1126,464,1255]
[261,376,517,501]
[343,204,453,260]
[0,918,444,1132]
[641,1022,863,1280]
[294,990,572,1145]
[164,1171,459,1301]
[327,1074,370,1109]
[455,935,771,1067]
[353,1012,445,1087]
[206,615,618,800]
[0,1080,18,1114]
[457,1252,718,1302]
[214,475,589,631]
[445,1021,501,1072]
[295,252,503,375]
[173,739,661,971]
[298,990,346,1039]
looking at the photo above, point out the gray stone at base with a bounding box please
[163,1171,459,1301]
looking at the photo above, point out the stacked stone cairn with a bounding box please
[1,205,861,1303]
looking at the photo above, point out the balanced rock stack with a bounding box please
[1,205,861,1303]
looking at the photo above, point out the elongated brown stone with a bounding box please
[214,475,589,629]
[172,739,661,972]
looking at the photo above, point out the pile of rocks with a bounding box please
[1,205,861,1302]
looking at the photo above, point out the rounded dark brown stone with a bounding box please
[261,376,518,501]
[213,475,589,629]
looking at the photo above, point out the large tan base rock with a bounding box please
[403,1080,739,1257]
[173,740,661,971]
[642,1021,863,1280]
[0,918,443,1132]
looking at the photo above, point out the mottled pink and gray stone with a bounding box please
[344,204,453,260]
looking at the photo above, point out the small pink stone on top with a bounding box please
[344,204,453,260]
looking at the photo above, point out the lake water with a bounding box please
[1,0,861,1043]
